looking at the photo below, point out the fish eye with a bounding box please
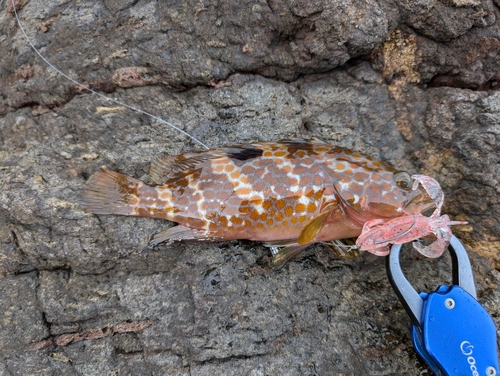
[394,171,412,190]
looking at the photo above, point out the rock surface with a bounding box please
[1,0,499,374]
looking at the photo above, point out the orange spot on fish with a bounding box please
[250,210,259,220]
[260,212,268,221]
[369,182,382,195]
[284,206,293,217]
[307,202,317,213]
[230,171,240,179]
[253,181,265,191]
[236,187,252,195]
[275,212,283,221]
[262,200,272,210]
[295,203,306,212]
[336,163,345,170]
[215,165,224,173]
[252,198,263,206]
[300,176,312,186]
[354,172,369,182]
[384,192,395,201]
[241,165,254,174]
[159,191,170,200]
[350,184,364,195]
[232,217,243,225]
[239,205,251,214]
[276,199,286,209]
[315,147,329,152]
[381,182,392,191]
[225,165,235,173]
[274,151,286,157]
[286,177,298,186]
[267,219,274,226]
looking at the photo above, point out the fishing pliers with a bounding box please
[387,235,499,375]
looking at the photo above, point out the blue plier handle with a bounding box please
[387,235,499,376]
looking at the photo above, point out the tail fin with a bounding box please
[80,168,147,216]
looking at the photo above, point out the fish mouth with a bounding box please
[402,187,436,215]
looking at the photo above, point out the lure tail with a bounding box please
[80,168,169,218]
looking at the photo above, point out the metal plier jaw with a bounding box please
[387,235,499,376]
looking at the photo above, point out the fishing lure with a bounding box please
[80,139,435,267]
[355,214,467,257]
[356,175,467,257]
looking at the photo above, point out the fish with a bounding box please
[80,138,434,268]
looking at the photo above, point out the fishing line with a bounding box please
[10,0,210,150]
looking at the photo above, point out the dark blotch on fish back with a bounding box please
[227,147,263,161]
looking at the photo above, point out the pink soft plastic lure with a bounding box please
[356,175,467,258]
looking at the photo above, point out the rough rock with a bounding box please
[1,0,499,374]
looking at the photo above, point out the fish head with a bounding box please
[330,151,435,223]
[361,171,435,218]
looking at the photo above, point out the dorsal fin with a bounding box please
[149,152,215,185]
[149,143,266,184]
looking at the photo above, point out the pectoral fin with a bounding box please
[297,205,336,244]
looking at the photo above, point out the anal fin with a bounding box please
[149,225,219,247]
